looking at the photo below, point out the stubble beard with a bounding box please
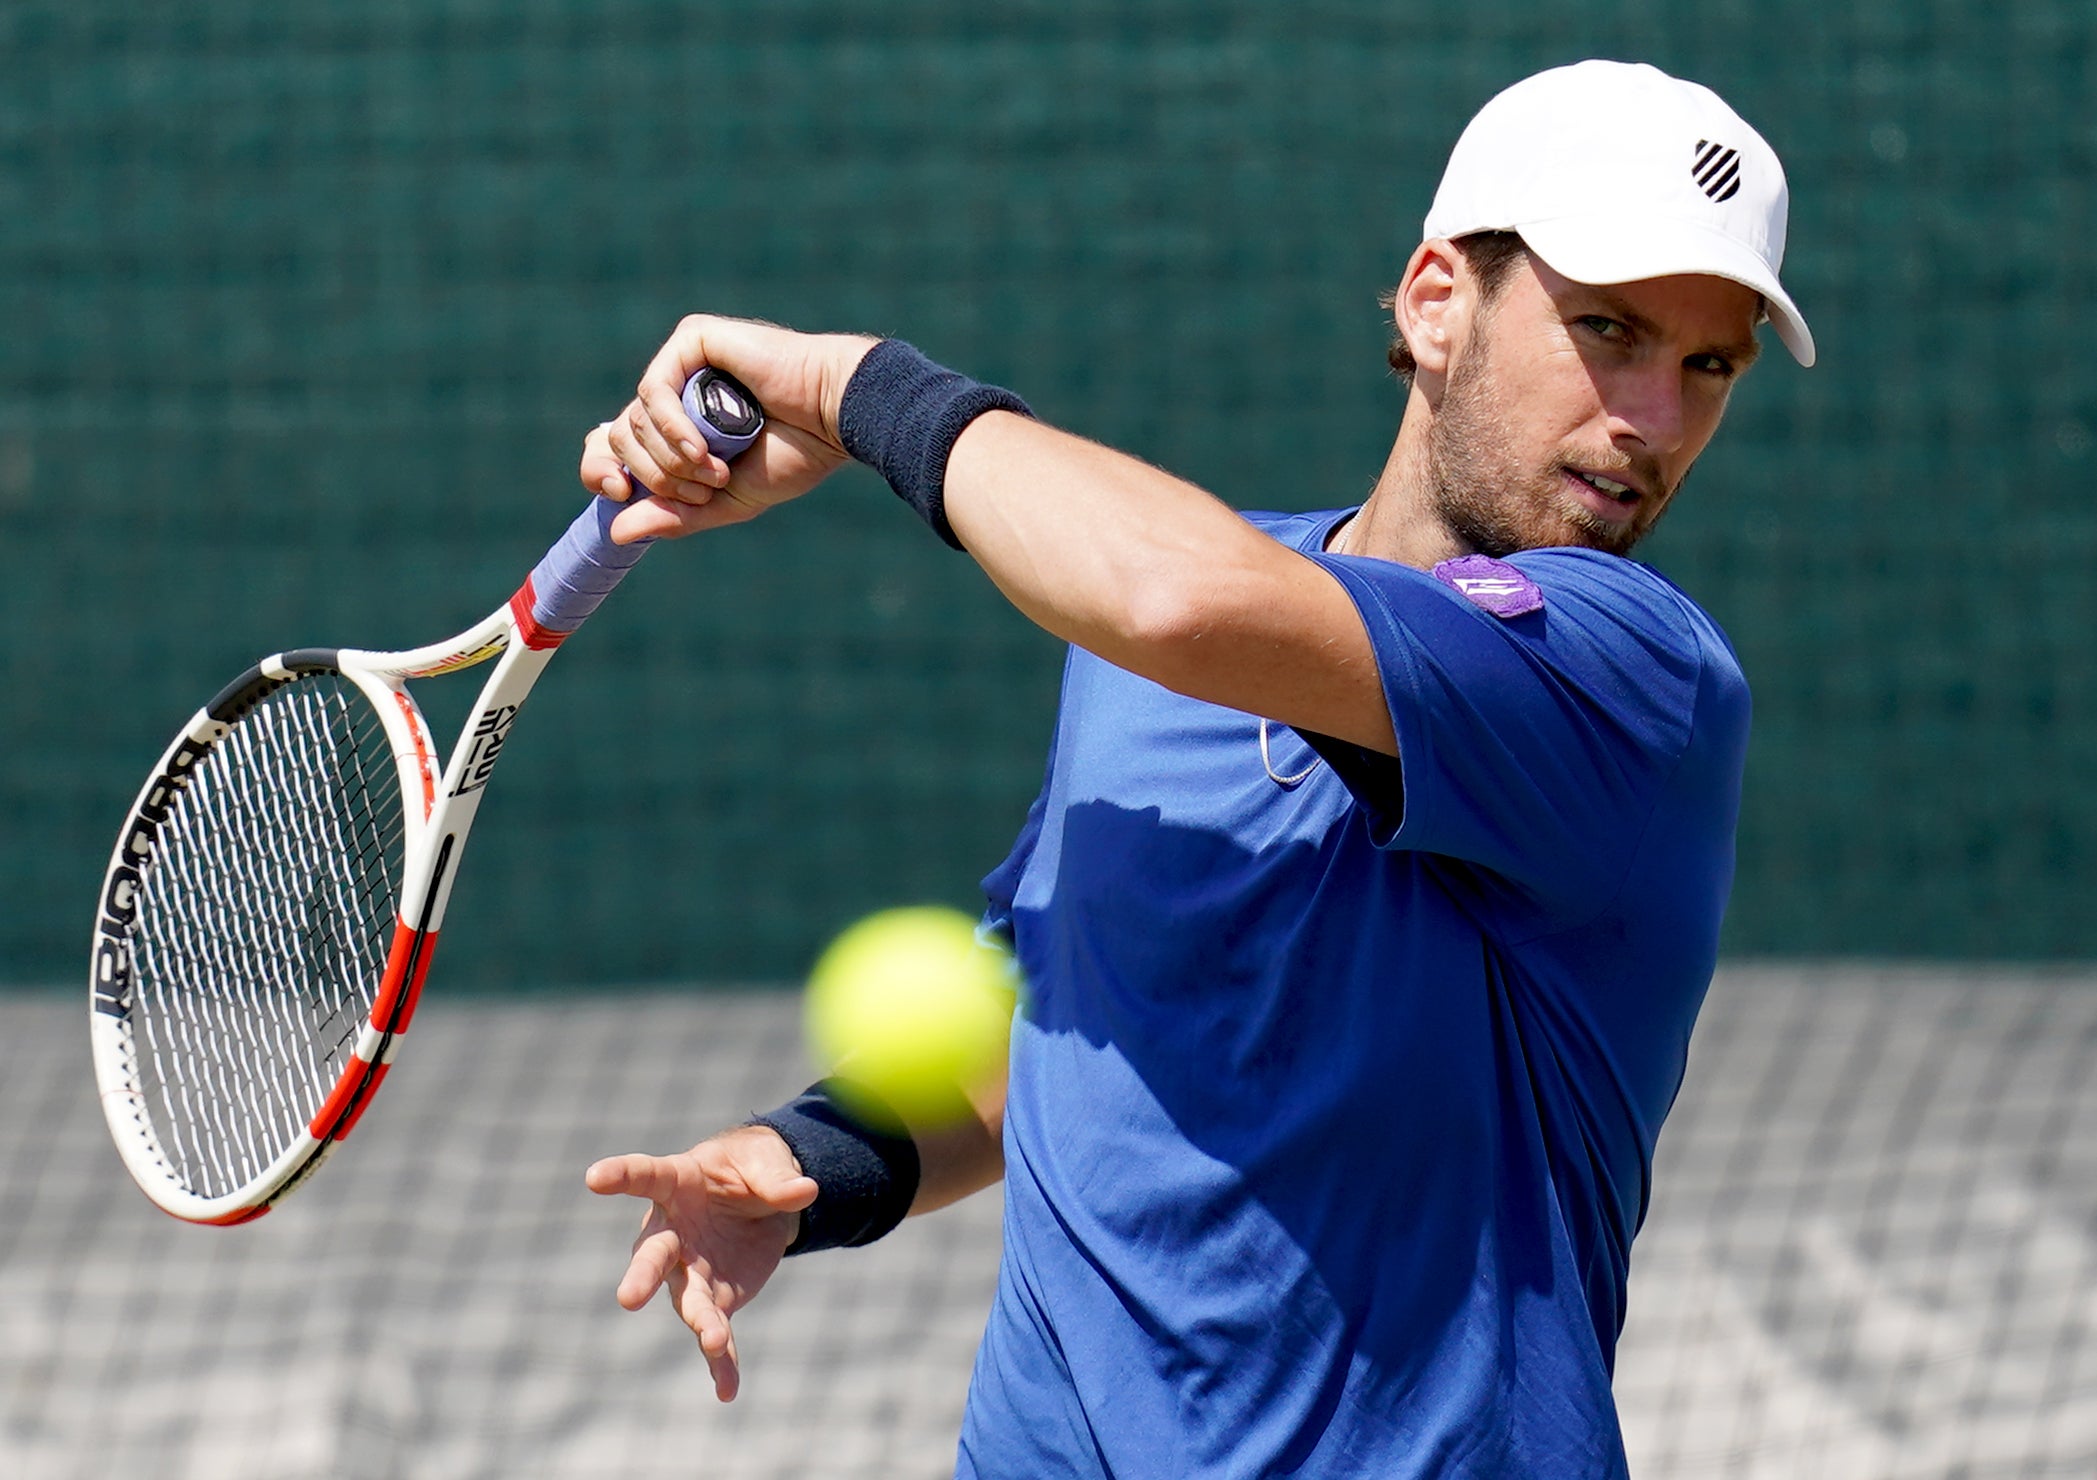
[1423,329,1666,560]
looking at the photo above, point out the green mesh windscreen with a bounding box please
[4,2,2093,986]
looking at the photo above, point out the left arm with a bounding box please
[900,1062,1006,1216]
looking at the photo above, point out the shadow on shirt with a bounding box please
[1007,795,1556,1422]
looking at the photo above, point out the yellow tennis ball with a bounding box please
[804,906,1018,1126]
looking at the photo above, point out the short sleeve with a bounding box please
[1300,548,1739,924]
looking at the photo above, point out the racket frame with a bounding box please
[90,364,763,1225]
[90,612,557,1224]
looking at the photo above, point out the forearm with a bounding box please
[944,413,1285,668]
[756,1068,1005,1251]
[596,320,1393,752]
[936,408,1392,753]
[903,1067,1006,1216]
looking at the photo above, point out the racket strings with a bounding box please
[128,674,407,1199]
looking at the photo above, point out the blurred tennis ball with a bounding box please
[804,906,1018,1125]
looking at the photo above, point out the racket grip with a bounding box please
[521,368,764,639]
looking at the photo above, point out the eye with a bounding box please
[1576,315,1628,342]
[1686,352,1737,378]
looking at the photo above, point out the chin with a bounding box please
[1552,494,1658,556]
[1555,514,1644,557]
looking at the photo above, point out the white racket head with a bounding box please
[87,366,765,1224]
[89,648,443,1224]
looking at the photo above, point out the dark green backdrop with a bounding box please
[4,2,2092,987]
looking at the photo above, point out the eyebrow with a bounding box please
[1581,287,1765,369]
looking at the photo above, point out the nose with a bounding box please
[1605,362,1687,459]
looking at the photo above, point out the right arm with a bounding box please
[584,319,1394,756]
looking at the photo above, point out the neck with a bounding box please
[1328,386,1471,571]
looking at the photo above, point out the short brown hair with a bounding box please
[1380,230,1529,381]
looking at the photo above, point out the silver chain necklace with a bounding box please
[1259,717,1321,788]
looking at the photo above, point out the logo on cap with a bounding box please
[1693,140,1742,203]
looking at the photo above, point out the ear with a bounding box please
[1393,239,1466,380]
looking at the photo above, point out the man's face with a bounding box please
[1425,252,1763,557]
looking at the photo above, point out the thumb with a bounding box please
[608,492,763,544]
[758,1171,821,1214]
[715,1122,822,1211]
[715,1157,818,1214]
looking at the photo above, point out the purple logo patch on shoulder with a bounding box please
[1433,555,1544,618]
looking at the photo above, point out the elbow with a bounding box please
[1106,566,1234,695]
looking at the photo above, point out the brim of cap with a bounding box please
[1512,215,1816,368]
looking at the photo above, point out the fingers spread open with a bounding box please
[669,1264,742,1403]
[615,1225,683,1311]
[585,1152,684,1202]
[704,1325,742,1404]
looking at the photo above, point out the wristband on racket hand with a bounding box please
[837,339,1033,549]
[750,1078,921,1255]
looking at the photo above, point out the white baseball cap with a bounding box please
[1424,60,1815,367]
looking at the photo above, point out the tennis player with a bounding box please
[584,60,1814,1476]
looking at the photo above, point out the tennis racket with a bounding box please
[88,369,763,1225]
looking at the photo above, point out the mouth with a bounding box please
[1562,467,1643,522]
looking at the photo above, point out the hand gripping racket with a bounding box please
[88,369,763,1225]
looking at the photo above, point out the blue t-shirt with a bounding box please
[957,508,1750,1479]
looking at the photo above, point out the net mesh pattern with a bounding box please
[122,673,405,1200]
[9,968,2097,1478]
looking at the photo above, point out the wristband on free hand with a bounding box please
[836,339,1034,549]
[750,1078,922,1255]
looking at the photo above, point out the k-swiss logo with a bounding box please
[1693,140,1742,203]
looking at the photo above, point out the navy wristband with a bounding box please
[750,1078,922,1255]
[837,339,1033,550]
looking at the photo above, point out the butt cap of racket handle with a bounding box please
[526,368,764,636]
